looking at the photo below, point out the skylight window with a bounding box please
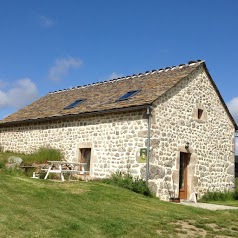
[64,99,85,109]
[116,90,140,101]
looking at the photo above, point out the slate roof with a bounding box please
[0,60,237,130]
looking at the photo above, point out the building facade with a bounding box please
[0,60,237,200]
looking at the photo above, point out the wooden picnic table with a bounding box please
[43,161,88,181]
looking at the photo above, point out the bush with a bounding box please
[103,171,153,197]
[200,190,237,202]
[24,147,63,164]
[233,190,238,200]
[0,161,5,169]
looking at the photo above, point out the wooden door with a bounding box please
[179,152,189,199]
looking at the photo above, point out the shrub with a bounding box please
[0,161,5,169]
[103,171,153,197]
[24,147,63,164]
[200,190,236,202]
[111,171,133,189]
[233,190,238,200]
[132,177,152,196]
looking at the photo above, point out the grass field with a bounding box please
[1,173,238,238]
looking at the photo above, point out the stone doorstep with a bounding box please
[179,201,238,210]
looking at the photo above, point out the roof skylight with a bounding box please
[116,90,140,101]
[64,99,85,109]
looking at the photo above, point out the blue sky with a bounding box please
[0,0,237,153]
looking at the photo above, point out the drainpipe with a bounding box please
[146,106,152,186]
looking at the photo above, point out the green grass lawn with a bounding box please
[1,173,238,238]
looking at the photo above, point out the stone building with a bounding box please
[0,60,237,200]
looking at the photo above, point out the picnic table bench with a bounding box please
[42,161,88,181]
[20,164,38,173]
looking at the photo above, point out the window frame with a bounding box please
[64,99,85,109]
[116,90,141,102]
[197,108,203,119]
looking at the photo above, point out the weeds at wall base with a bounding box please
[199,190,238,202]
[102,171,154,197]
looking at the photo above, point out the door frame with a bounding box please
[80,148,91,173]
[76,142,94,176]
[179,152,190,199]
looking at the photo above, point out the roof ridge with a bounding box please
[49,59,204,94]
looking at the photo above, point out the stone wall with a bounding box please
[0,111,148,178]
[0,64,235,200]
[148,65,235,200]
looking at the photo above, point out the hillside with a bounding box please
[0,174,238,238]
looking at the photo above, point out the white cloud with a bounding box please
[107,72,123,80]
[39,15,55,28]
[227,97,238,124]
[0,91,8,107]
[0,78,39,110]
[48,57,83,81]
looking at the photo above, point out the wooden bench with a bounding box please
[20,165,37,173]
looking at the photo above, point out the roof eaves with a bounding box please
[0,104,150,127]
